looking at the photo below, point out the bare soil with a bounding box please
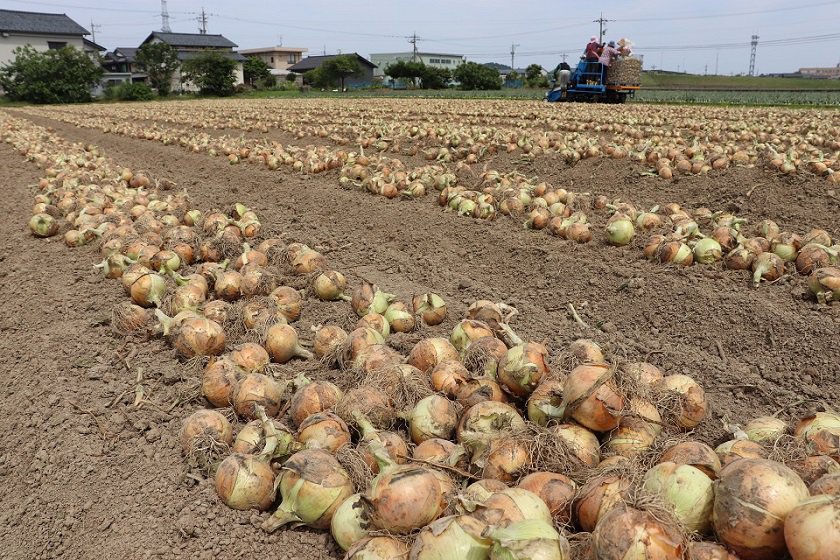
[1,109,838,560]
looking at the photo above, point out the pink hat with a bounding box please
[590,36,597,42]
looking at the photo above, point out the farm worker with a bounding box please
[599,41,621,67]
[551,61,572,90]
[584,36,600,62]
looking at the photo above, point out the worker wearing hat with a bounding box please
[599,41,621,67]
[584,36,600,62]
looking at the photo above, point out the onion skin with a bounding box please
[367,464,446,533]
[173,317,226,358]
[688,542,740,560]
[784,495,840,560]
[643,462,714,533]
[472,488,553,528]
[215,453,275,511]
[408,394,459,444]
[712,458,809,560]
[233,373,285,419]
[346,536,409,559]
[289,380,343,427]
[655,374,707,429]
[297,411,351,453]
[412,293,447,326]
[409,515,491,560]
[331,494,371,552]
[407,338,460,372]
[202,357,243,407]
[591,505,686,560]
[457,377,508,408]
[497,342,549,397]
[264,323,313,363]
[562,363,624,432]
[809,472,840,496]
[659,441,721,479]
[574,473,632,532]
[518,472,577,525]
[179,409,233,454]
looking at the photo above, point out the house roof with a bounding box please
[141,31,238,49]
[83,37,106,51]
[239,46,308,55]
[0,8,88,36]
[288,53,376,72]
[113,47,139,62]
[177,51,246,62]
[371,52,464,59]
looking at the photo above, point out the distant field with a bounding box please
[641,72,840,91]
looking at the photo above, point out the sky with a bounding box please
[6,0,840,74]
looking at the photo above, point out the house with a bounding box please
[370,52,465,78]
[238,46,308,80]
[137,31,246,93]
[287,53,377,89]
[0,8,89,65]
[103,48,147,82]
[798,64,840,79]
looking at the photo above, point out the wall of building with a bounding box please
[370,52,465,77]
[248,51,304,70]
[0,33,84,65]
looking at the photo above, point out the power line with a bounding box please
[615,1,840,22]
[6,0,194,14]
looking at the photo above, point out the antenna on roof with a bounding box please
[160,0,171,33]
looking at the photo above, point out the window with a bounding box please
[287,54,297,64]
[429,58,440,64]
[441,59,451,64]
[270,56,274,63]
[47,41,67,50]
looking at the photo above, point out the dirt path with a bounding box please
[1,109,838,559]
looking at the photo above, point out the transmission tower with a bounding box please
[749,34,759,76]
[197,8,208,34]
[160,0,171,32]
[593,13,613,44]
[510,43,519,72]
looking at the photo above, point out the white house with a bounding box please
[0,8,89,65]
[138,32,245,93]
[238,46,308,80]
[369,52,465,78]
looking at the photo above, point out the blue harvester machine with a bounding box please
[546,59,640,104]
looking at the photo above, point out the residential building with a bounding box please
[137,31,246,93]
[798,64,840,79]
[103,48,146,80]
[287,53,377,89]
[0,8,89,65]
[369,52,465,78]
[238,46,308,79]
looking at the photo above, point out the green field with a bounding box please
[641,72,840,91]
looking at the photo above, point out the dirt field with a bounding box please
[1,101,838,559]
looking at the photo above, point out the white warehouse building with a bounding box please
[369,51,465,77]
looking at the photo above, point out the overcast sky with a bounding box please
[7,0,840,74]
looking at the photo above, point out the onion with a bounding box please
[568,338,604,365]
[262,448,353,531]
[715,439,768,467]
[313,270,351,301]
[606,216,635,246]
[574,473,632,531]
[688,542,740,560]
[551,423,601,468]
[412,293,447,326]
[289,379,343,426]
[643,462,714,532]
[150,249,181,274]
[29,212,60,237]
[111,302,152,334]
[413,438,468,471]
[202,356,243,407]
[232,418,298,459]
[168,314,226,358]
[290,248,327,274]
[233,243,268,270]
[360,430,409,474]
[408,338,460,372]
[409,515,491,560]
[526,377,564,426]
[430,360,469,397]
[518,472,577,525]
[809,472,840,496]
[313,325,348,360]
[241,299,285,331]
[725,246,756,270]
[366,457,446,533]
[693,238,723,264]
[772,232,801,262]
[463,336,508,378]
[655,374,707,429]
[240,266,277,297]
[297,411,351,453]
[744,416,788,443]
[451,319,495,353]
[525,207,550,229]
[658,241,694,266]
[331,494,372,552]
[784,495,840,560]
[483,437,530,482]
[461,479,509,512]
[484,518,571,560]
[342,327,386,366]
[130,273,167,307]
[407,394,459,444]
[497,342,549,397]
[269,286,303,321]
[758,219,780,241]
[802,229,833,247]
[792,455,840,486]
[346,537,408,559]
[214,453,275,511]
[560,363,624,432]
[233,373,285,419]
[795,244,835,275]
[604,398,662,458]
[457,377,508,408]
[352,281,395,316]
[472,488,552,527]
[229,342,270,374]
[179,409,233,454]
[712,458,809,560]
[591,505,685,560]
[457,401,525,461]
[171,283,206,314]
[336,386,393,428]
[384,301,415,333]
[751,251,785,287]
[356,313,390,338]
[659,441,721,479]
[620,362,664,386]
[264,323,313,363]
[808,266,840,303]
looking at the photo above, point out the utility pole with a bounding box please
[160,0,171,33]
[510,43,519,73]
[197,8,208,34]
[704,64,708,75]
[89,20,101,44]
[715,51,719,75]
[749,34,759,76]
[408,32,419,62]
[561,53,568,62]
[593,12,613,44]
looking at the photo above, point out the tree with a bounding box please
[419,66,451,89]
[243,56,273,88]
[136,42,180,96]
[453,62,502,90]
[525,64,543,85]
[320,55,362,91]
[286,72,298,82]
[385,61,450,89]
[506,70,520,82]
[0,45,103,104]
[182,51,238,96]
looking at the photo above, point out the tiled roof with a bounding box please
[0,9,88,35]
[145,32,237,48]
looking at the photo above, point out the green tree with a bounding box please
[303,68,327,88]
[525,64,544,87]
[243,56,273,88]
[320,55,362,91]
[419,66,451,89]
[506,70,520,82]
[182,51,238,96]
[286,72,298,82]
[453,62,502,90]
[136,42,180,96]
[0,45,103,104]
